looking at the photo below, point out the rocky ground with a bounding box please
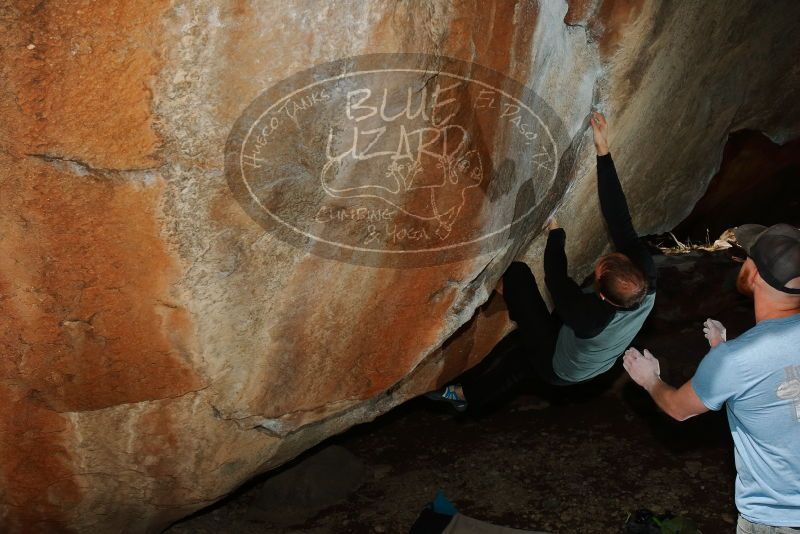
[167,248,753,534]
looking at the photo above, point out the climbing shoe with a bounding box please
[424,385,468,413]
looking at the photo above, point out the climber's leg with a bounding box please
[459,262,563,409]
[502,261,567,385]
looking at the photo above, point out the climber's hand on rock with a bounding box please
[543,217,560,232]
[703,318,727,348]
[623,347,660,390]
[590,111,609,156]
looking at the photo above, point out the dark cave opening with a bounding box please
[675,130,800,244]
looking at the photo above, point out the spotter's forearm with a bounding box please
[646,379,702,422]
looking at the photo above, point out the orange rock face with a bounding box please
[1,0,799,532]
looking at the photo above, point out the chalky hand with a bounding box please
[623,347,661,390]
[703,319,727,348]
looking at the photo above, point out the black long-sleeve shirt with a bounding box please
[544,154,656,338]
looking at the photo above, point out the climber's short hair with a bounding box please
[595,252,648,308]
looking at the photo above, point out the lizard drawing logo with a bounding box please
[224,54,570,267]
[321,123,484,240]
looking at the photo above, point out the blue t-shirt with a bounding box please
[692,315,800,527]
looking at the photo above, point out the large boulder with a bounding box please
[1,1,798,531]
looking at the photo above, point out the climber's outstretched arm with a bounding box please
[590,112,657,291]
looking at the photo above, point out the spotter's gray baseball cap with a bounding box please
[734,223,800,294]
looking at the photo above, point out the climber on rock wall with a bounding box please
[426,112,657,412]
[624,223,800,534]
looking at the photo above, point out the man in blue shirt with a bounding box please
[624,223,800,533]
